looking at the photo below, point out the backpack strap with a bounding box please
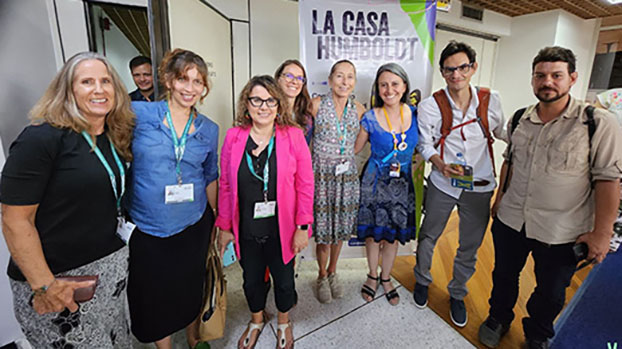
[432,89,453,161]
[502,107,527,193]
[476,87,496,176]
[584,105,596,184]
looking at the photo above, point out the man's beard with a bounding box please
[535,88,567,103]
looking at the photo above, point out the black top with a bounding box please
[129,88,155,102]
[237,135,278,240]
[0,123,126,281]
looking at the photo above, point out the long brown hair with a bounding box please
[159,49,210,103]
[274,59,311,128]
[235,75,296,128]
[30,51,134,161]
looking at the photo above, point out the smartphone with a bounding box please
[56,275,99,303]
[222,241,237,267]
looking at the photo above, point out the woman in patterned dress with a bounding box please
[310,60,366,303]
[275,59,313,144]
[354,63,418,306]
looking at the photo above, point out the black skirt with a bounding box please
[128,208,214,343]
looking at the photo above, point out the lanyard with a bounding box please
[246,135,275,202]
[80,131,125,213]
[382,105,406,153]
[334,100,349,155]
[165,102,194,184]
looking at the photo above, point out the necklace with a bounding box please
[382,105,407,152]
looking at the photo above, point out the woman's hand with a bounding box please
[218,230,234,256]
[292,229,309,254]
[32,278,96,314]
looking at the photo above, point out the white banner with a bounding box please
[299,0,437,107]
[298,0,436,259]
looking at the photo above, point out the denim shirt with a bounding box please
[127,101,219,237]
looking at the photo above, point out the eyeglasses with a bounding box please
[281,73,306,84]
[248,96,279,108]
[441,63,473,76]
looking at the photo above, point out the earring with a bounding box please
[166,90,171,101]
[245,112,250,119]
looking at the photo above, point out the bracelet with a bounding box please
[32,279,55,297]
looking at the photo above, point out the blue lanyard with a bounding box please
[80,131,125,213]
[165,102,194,184]
[334,100,348,155]
[245,136,275,202]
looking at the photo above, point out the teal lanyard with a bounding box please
[245,136,275,202]
[80,131,125,214]
[165,102,194,184]
[334,100,348,155]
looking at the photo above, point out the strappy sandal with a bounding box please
[381,278,400,306]
[361,274,379,302]
[276,321,294,349]
[239,311,271,349]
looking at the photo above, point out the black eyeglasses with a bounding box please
[441,63,473,76]
[281,73,306,84]
[248,97,279,108]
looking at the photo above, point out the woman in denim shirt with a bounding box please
[126,49,219,349]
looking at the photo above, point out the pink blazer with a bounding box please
[215,125,314,264]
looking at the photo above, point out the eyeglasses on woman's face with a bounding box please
[281,72,306,84]
[247,96,279,108]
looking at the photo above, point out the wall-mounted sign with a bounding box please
[437,0,451,12]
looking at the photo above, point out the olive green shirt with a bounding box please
[498,97,622,244]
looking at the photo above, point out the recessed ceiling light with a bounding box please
[608,0,622,4]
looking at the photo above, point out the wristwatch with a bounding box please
[298,224,309,230]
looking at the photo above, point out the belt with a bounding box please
[473,180,490,187]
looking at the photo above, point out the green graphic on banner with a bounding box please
[400,1,435,65]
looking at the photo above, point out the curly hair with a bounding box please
[159,48,210,103]
[234,75,296,128]
[274,59,311,128]
[30,51,134,161]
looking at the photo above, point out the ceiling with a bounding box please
[463,0,622,23]
[99,3,150,57]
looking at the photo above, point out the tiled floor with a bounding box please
[135,258,473,349]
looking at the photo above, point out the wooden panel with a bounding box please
[392,211,591,348]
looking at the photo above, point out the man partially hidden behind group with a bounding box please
[129,55,155,102]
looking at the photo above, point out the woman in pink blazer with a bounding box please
[216,75,314,349]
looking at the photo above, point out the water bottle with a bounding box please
[456,152,466,166]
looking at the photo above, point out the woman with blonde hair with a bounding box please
[126,49,219,349]
[217,75,314,349]
[0,51,134,347]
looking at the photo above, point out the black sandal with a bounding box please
[381,278,400,306]
[361,274,379,302]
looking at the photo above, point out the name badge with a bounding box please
[254,201,276,219]
[335,161,350,175]
[389,161,401,178]
[165,183,194,204]
[116,216,136,244]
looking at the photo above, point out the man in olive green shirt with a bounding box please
[478,47,622,349]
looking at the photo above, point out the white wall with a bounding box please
[554,11,600,100]
[494,10,601,118]
[249,0,299,76]
[168,0,234,142]
[436,0,511,37]
[493,11,559,117]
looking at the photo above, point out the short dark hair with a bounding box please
[439,41,476,68]
[129,55,151,70]
[532,46,576,73]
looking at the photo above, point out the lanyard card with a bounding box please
[450,164,474,190]
[116,216,136,244]
[335,161,350,175]
[165,183,194,204]
[254,201,276,219]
